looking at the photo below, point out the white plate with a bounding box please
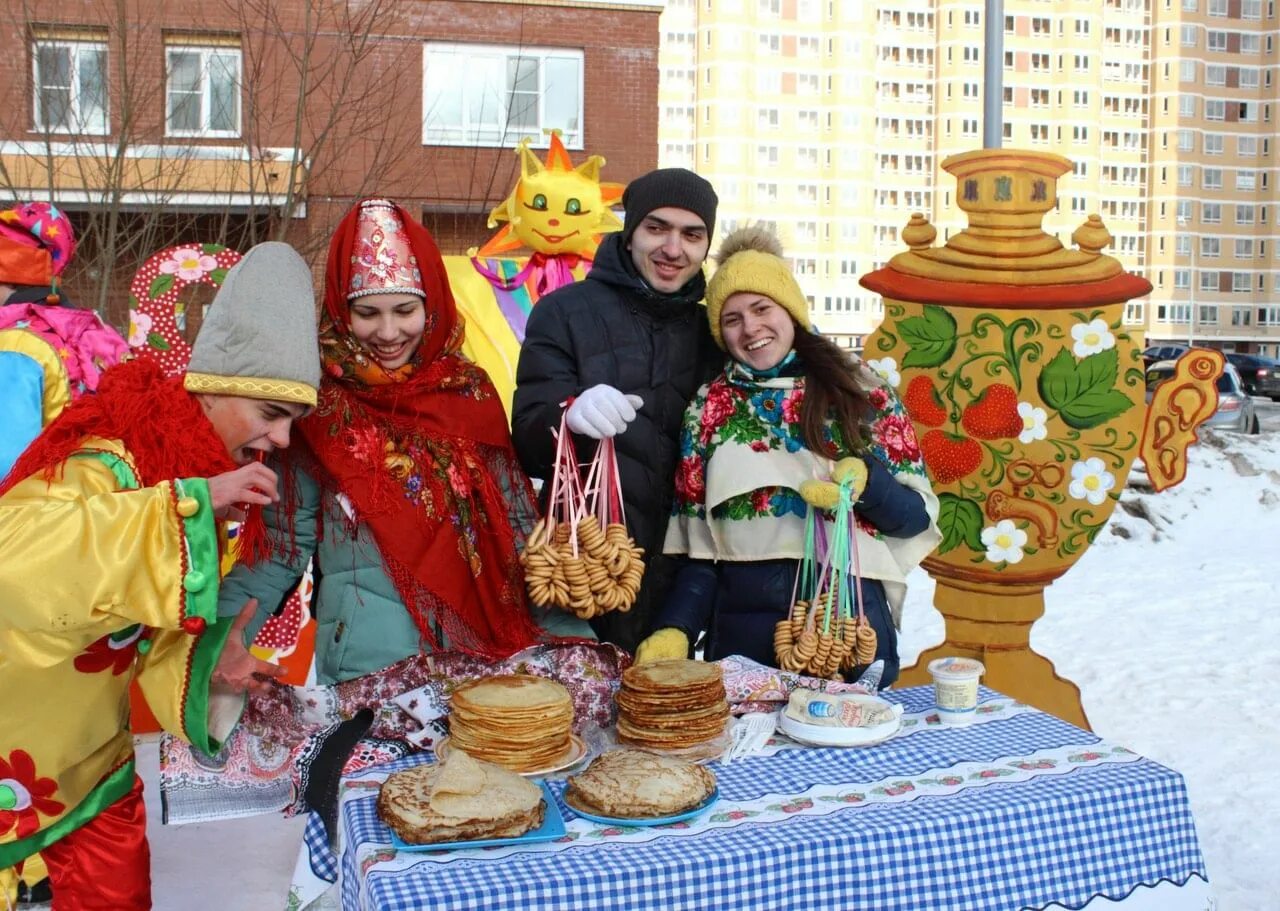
[434,734,589,777]
[777,697,904,748]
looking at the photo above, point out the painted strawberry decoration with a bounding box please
[920,430,983,483]
[903,375,948,427]
[960,384,1022,440]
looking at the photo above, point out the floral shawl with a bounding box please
[664,359,941,624]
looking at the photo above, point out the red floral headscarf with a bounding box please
[245,199,543,660]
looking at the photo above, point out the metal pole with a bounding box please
[1180,216,1197,347]
[1189,236,1197,347]
[983,0,1004,149]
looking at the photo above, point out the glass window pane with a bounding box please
[38,45,72,88]
[424,54,464,138]
[209,52,239,131]
[506,56,538,130]
[467,57,502,137]
[79,47,108,131]
[169,51,201,92]
[543,56,580,136]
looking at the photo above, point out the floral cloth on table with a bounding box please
[159,642,630,824]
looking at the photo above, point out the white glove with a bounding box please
[566,385,644,439]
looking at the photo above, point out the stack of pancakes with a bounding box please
[448,675,575,773]
[378,748,545,844]
[565,749,716,819]
[615,659,730,751]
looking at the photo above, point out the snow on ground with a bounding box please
[131,428,1278,910]
[898,428,1280,911]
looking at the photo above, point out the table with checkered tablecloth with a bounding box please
[286,686,1211,911]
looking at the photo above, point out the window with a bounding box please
[1201,236,1221,257]
[1176,235,1192,256]
[1204,134,1224,155]
[1203,168,1223,189]
[1208,0,1227,13]
[1177,129,1195,151]
[1235,239,1254,258]
[1205,99,1226,121]
[1200,271,1219,291]
[1178,164,1194,186]
[1232,273,1252,292]
[1237,170,1257,190]
[1237,204,1256,225]
[1177,200,1194,222]
[1241,34,1261,54]
[422,43,583,147]
[1179,60,1196,83]
[1202,202,1221,223]
[1206,31,1228,52]
[165,43,241,137]
[1179,95,1195,117]
[1240,68,1260,89]
[1239,136,1258,157]
[1180,24,1197,46]
[1206,64,1226,85]
[32,37,108,133]
[1174,269,1191,289]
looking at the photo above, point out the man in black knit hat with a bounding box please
[512,167,722,653]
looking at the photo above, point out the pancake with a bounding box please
[615,660,728,753]
[448,675,575,773]
[565,749,716,819]
[377,749,545,844]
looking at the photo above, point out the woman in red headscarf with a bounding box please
[219,199,592,683]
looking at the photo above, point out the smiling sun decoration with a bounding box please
[476,133,624,259]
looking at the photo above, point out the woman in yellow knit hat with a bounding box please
[635,226,941,686]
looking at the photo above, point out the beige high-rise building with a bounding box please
[659,0,1280,358]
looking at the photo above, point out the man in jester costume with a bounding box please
[0,242,321,909]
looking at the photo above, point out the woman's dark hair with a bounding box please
[791,324,873,457]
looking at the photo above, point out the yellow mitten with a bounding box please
[634,627,690,664]
[798,457,868,509]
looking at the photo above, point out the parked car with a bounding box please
[1145,359,1259,434]
[1142,344,1190,369]
[1225,353,1280,401]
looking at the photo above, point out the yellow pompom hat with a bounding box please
[705,225,812,350]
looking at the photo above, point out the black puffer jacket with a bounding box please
[512,234,723,651]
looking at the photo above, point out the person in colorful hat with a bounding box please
[634,227,941,685]
[0,201,129,478]
[220,199,590,687]
[0,242,321,910]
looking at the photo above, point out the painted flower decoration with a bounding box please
[875,413,922,464]
[1068,457,1115,506]
[0,750,65,839]
[1070,318,1116,359]
[127,309,153,347]
[159,247,218,282]
[1017,401,1049,444]
[74,625,145,675]
[981,519,1027,564]
[866,357,901,388]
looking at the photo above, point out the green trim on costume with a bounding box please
[69,450,139,489]
[182,614,240,754]
[178,477,218,625]
[0,759,135,869]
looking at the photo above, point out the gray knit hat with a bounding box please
[621,168,718,246]
[183,242,320,407]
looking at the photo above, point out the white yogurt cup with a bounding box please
[927,657,985,725]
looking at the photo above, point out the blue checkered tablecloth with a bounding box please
[296,686,1208,911]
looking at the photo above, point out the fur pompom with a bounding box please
[713,225,784,265]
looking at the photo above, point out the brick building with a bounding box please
[0,0,662,332]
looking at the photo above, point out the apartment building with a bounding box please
[659,0,1280,357]
[1,0,662,329]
